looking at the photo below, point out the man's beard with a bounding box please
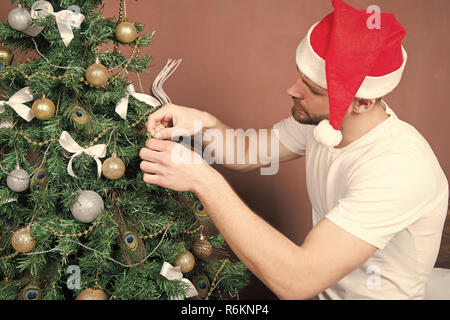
[291,105,328,126]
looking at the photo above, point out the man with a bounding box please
[139,0,448,299]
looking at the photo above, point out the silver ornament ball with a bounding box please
[7,169,30,192]
[71,190,104,223]
[8,7,32,32]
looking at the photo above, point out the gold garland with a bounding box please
[184,224,203,235]
[0,252,19,262]
[98,36,142,88]
[119,0,126,24]
[16,106,156,148]
[113,0,126,52]
[0,215,172,261]
[205,259,229,300]
[45,212,201,241]
[0,37,142,87]
[1,223,230,300]
[45,218,101,238]
[140,219,174,240]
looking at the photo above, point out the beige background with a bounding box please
[1,0,449,299]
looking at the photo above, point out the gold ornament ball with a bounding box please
[86,58,109,88]
[102,153,126,180]
[193,236,213,259]
[11,228,36,253]
[115,21,138,44]
[174,250,196,273]
[0,45,13,68]
[76,288,108,300]
[32,97,55,120]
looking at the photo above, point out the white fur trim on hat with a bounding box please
[296,22,408,99]
[313,120,343,147]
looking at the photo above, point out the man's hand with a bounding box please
[139,138,220,192]
[147,103,217,140]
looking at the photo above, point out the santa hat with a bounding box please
[296,0,407,147]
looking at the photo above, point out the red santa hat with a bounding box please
[296,0,407,147]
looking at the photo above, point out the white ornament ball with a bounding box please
[71,190,104,223]
[7,169,30,192]
[8,7,32,32]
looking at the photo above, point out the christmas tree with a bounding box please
[0,0,249,300]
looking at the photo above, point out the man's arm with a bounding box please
[139,139,377,299]
[147,104,302,173]
[194,171,378,300]
[203,115,303,172]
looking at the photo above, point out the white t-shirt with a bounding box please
[273,103,449,299]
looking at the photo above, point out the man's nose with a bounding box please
[286,79,304,99]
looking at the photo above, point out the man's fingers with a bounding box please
[140,161,161,174]
[143,173,162,186]
[147,104,173,132]
[148,105,169,124]
[145,138,174,151]
[139,147,163,162]
[154,127,177,140]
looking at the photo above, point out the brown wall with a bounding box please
[1,0,449,299]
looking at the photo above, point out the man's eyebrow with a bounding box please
[296,66,327,93]
[302,76,325,93]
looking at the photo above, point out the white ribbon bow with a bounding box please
[115,59,183,120]
[58,131,107,178]
[115,84,161,120]
[25,1,85,46]
[0,87,35,124]
[160,262,198,300]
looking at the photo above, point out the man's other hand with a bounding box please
[146,104,216,140]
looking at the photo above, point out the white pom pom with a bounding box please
[313,120,342,147]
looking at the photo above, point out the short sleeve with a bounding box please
[273,116,311,156]
[325,152,439,250]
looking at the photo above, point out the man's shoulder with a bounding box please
[349,118,446,190]
[360,116,433,161]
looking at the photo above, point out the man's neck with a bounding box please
[335,101,390,149]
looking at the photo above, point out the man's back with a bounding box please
[274,103,449,299]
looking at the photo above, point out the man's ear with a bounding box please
[351,98,377,114]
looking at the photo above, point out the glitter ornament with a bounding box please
[71,190,104,223]
[8,6,32,32]
[115,20,138,44]
[174,250,195,273]
[85,57,109,88]
[102,153,125,180]
[11,228,36,253]
[76,288,108,300]
[21,284,41,300]
[193,234,213,259]
[32,96,55,120]
[7,167,30,192]
[193,274,210,298]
